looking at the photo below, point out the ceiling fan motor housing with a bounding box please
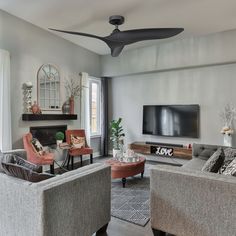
[109,15,125,26]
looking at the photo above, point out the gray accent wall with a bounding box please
[103,30,236,147]
[0,10,101,149]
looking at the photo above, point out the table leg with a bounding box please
[50,162,54,174]
[141,171,144,178]
[62,151,69,167]
[67,155,71,170]
[90,153,93,164]
[122,178,126,188]
[80,155,83,167]
[71,156,74,170]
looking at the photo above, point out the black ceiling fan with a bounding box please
[49,15,184,57]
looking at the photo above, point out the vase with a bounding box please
[69,96,74,114]
[31,101,41,114]
[223,134,232,147]
[62,100,70,114]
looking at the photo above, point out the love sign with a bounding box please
[150,146,174,157]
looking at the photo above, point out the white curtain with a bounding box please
[0,49,12,151]
[80,72,91,145]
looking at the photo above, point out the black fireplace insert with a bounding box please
[30,125,67,146]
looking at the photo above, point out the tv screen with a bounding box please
[142,105,200,138]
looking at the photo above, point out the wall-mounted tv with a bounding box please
[142,105,200,138]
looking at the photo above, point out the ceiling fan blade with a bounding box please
[110,45,125,57]
[49,28,126,56]
[49,28,104,41]
[106,28,184,45]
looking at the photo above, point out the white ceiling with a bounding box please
[1,0,236,55]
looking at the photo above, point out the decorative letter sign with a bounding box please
[150,146,174,157]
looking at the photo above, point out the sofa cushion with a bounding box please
[201,148,225,173]
[222,158,236,176]
[193,143,219,161]
[182,158,206,170]
[1,162,54,182]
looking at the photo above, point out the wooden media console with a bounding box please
[129,142,192,160]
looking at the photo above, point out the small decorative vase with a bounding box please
[69,96,74,114]
[223,134,232,147]
[31,101,41,114]
[62,100,70,114]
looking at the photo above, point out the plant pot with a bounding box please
[113,149,122,158]
[56,140,63,146]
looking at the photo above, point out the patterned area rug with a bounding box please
[111,164,151,227]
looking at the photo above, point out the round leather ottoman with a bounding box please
[105,157,146,187]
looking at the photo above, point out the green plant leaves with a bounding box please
[109,117,125,149]
[55,131,65,140]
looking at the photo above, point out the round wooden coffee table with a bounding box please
[105,157,146,187]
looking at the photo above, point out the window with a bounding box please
[89,78,101,136]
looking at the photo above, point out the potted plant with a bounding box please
[55,131,65,146]
[109,118,125,158]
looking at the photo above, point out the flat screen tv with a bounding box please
[142,105,200,138]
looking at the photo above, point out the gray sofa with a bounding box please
[150,143,236,236]
[0,150,111,236]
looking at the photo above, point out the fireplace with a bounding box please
[30,125,67,146]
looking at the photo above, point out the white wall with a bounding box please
[103,29,236,148]
[0,10,101,149]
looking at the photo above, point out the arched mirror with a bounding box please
[37,64,61,110]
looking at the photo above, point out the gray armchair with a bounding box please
[0,150,111,236]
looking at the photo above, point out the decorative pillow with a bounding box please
[2,162,54,182]
[201,148,225,173]
[218,159,233,174]
[218,148,236,174]
[224,147,236,161]
[11,154,42,173]
[71,135,85,148]
[31,138,45,155]
[0,152,14,173]
[222,158,236,176]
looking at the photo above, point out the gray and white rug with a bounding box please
[111,164,152,227]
